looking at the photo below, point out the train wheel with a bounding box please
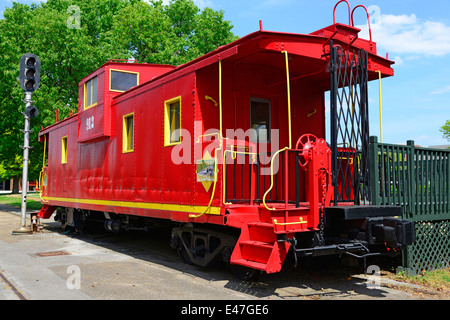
[177,232,194,265]
[55,208,74,230]
[178,246,194,265]
[171,224,237,268]
[230,265,262,282]
[73,210,87,233]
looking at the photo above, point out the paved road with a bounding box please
[0,204,421,302]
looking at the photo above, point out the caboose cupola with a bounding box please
[77,60,175,142]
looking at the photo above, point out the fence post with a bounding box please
[369,136,379,205]
[404,140,418,219]
[447,150,450,214]
[406,140,415,220]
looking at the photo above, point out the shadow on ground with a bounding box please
[38,215,408,300]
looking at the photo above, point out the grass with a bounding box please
[0,192,43,211]
[394,268,450,289]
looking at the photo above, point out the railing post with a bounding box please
[295,152,300,208]
[284,150,289,209]
[447,150,450,214]
[369,136,380,205]
[405,140,417,218]
[406,140,416,220]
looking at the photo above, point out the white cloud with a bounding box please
[356,9,450,57]
[431,85,450,95]
[393,56,403,65]
[410,134,449,148]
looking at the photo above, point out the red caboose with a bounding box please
[38,1,415,279]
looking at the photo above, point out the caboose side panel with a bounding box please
[132,86,163,204]
[160,74,196,207]
[78,138,112,200]
[117,73,199,208]
[46,119,78,199]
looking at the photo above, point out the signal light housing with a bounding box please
[19,53,40,92]
[25,105,39,118]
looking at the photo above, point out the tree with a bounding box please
[0,0,238,193]
[0,1,124,192]
[109,0,238,65]
[441,120,450,142]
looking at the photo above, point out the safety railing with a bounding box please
[369,136,450,222]
[370,136,450,274]
[222,145,258,205]
[223,147,306,208]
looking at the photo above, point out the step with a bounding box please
[247,222,277,243]
[239,240,274,265]
[239,240,274,250]
[230,258,267,271]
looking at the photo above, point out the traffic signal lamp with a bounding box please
[25,105,39,118]
[19,53,40,92]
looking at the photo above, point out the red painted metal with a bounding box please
[38,2,395,274]
[333,0,352,25]
[37,204,57,219]
[352,5,373,43]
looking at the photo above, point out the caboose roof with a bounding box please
[113,23,394,101]
[78,60,176,86]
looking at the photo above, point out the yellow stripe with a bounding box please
[43,196,221,215]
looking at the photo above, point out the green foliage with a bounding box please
[108,0,238,65]
[0,0,237,182]
[441,120,450,142]
[0,163,6,179]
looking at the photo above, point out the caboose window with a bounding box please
[110,69,139,92]
[122,113,134,153]
[164,97,181,146]
[84,76,97,110]
[61,136,68,164]
[250,98,271,143]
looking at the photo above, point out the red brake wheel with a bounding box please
[295,134,318,168]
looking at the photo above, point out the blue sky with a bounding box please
[1,0,449,147]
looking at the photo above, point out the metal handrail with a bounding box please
[333,0,352,25]
[262,147,288,211]
[376,70,383,142]
[351,4,373,43]
[273,217,307,226]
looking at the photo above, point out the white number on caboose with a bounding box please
[86,116,94,131]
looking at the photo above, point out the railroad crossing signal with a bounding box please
[19,53,41,92]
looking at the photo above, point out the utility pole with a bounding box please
[13,53,40,234]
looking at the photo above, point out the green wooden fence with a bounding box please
[369,136,450,275]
